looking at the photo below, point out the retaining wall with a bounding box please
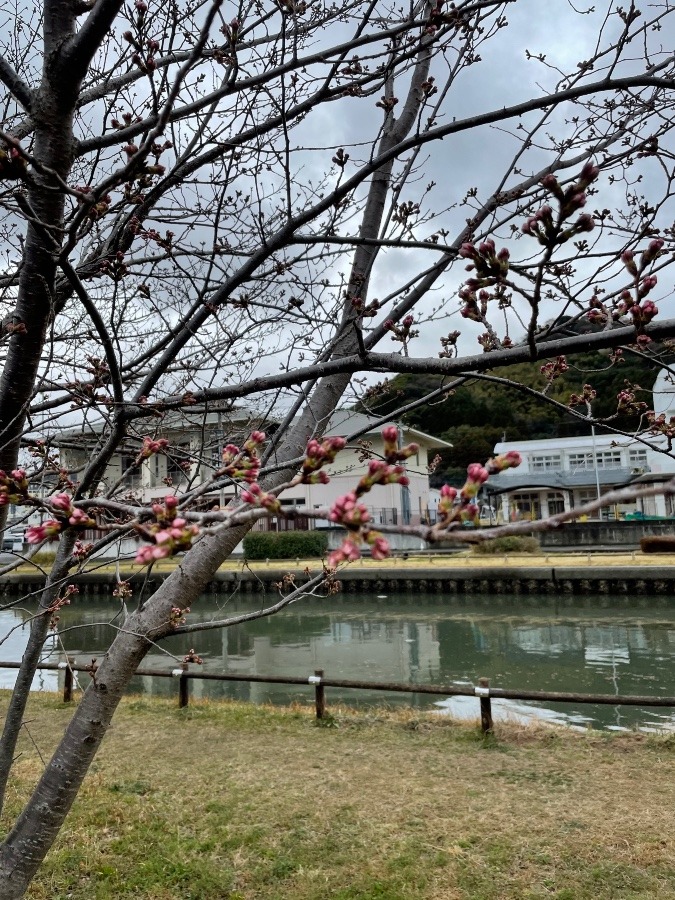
[4,565,675,597]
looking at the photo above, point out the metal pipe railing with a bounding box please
[2,660,675,733]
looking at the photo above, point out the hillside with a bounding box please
[362,349,660,485]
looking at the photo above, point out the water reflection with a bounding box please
[2,593,675,730]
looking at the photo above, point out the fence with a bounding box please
[3,661,675,734]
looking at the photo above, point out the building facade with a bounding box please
[54,408,449,553]
[486,371,675,521]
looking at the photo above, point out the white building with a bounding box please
[486,370,675,522]
[54,407,450,551]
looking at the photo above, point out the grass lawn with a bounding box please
[5,693,675,899]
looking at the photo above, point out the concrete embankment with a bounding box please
[4,563,675,596]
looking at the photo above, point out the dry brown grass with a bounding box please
[13,549,675,581]
[3,693,675,898]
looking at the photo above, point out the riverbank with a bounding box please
[8,693,675,899]
[5,551,675,595]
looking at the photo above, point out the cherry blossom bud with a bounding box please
[50,493,73,512]
[458,242,476,259]
[370,536,390,560]
[466,463,489,484]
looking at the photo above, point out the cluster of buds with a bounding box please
[381,425,418,464]
[427,0,444,32]
[327,494,389,567]
[541,355,569,384]
[72,540,93,561]
[617,384,647,415]
[240,482,281,513]
[47,585,78,630]
[376,95,398,113]
[437,452,522,528]
[569,384,597,407]
[459,239,510,282]
[646,411,675,441]
[126,214,174,250]
[110,111,143,130]
[183,648,203,665]
[439,330,461,359]
[219,431,265,483]
[355,459,410,495]
[384,315,418,347]
[2,318,26,336]
[49,493,95,527]
[99,251,128,281]
[135,496,200,564]
[477,331,500,352]
[0,468,29,506]
[620,239,664,277]
[350,296,380,317]
[522,162,598,247]
[459,287,489,323]
[610,239,664,331]
[26,493,96,544]
[74,186,111,221]
[112,580,133,600]
[169,605,189,627]
[588,290,659,331]
[325,427,420,567]
[220,17,240,47]
[140,436,169,458]
[332,148,350,168]
[297,436,346,484]
[0,144,27,180]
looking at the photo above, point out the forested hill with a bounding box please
[363,350,660,486]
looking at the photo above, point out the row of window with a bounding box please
[528,448,647,472]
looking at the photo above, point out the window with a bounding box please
[569,450,623,470]
[546,492,565,515]
[596,450,622,469]
[530,454,562,472]
[511,492,541,520]
[166,443,192,484]
[569,452,594,470]
[629,448,648,468]
[120,454,142,488]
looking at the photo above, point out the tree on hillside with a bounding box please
[1,0,675,893]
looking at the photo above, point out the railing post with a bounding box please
[63,657,74,703]
[477,677,493,735]
[312,669,325,719]
[179,663,189,709]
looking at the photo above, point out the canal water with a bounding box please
[3,591,675,731]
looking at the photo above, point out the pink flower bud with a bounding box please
[458,243,476,259]
[466,463,489,484]
[50,494,72,512]
[370,536,390,560]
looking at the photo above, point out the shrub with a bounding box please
[471,535,540,555]
[243,530,329,560]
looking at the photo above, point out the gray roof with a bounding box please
[325,410,451,449]
[485,468,636,495]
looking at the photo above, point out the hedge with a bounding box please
[471,535,540,555]
[243,530,329,560]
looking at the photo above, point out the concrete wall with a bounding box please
[539,520,674,548]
